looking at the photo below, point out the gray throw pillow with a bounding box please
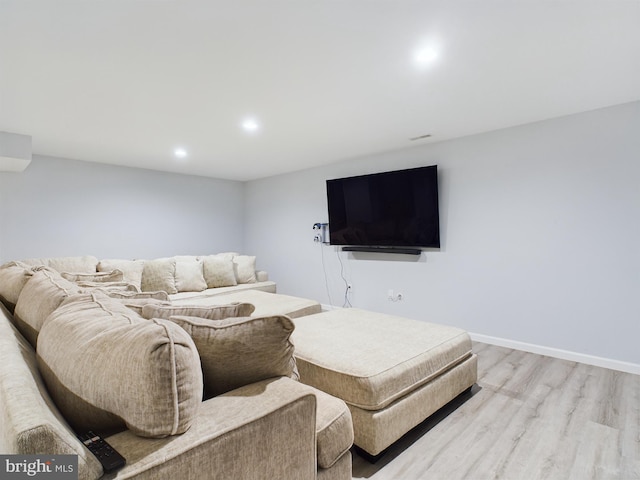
[169,314,298,398]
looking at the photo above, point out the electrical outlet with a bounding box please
[387,290,403,302]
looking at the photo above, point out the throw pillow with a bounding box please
[119,298,172,315]
[174,261,207,292]
[141,302,255,320]
[141,258,177,294]
[202,255,237,288]
[107,290,170,301]
[76,281,140,293]
[168,314,298,398]
[13,269,79,347]
[233,255,257,284]
[37,292,203,438]
[61,269,124,283]
[97,259,145,289]
[0,261,35,312]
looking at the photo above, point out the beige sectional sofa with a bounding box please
[0,255,354,480]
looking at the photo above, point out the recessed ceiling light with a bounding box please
[413,46,439,67]
[241,117,260,133]
[174,148,188,159]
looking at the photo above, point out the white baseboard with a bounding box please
[470,333,640,376]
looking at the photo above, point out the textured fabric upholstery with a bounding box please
[105,378,318,480]
[21,255,99,273]
[97,259,145,289]
[349,354,477,455]
[141,302,255,320]
[107,290,170,301]
[168,280,277,301]
[307,386,354,469]
[13,269,79,347]
[232,255,257,284]
[141,258,177,293]
[0,261,35,312]
[169,314,298,398]
[201,255,237,288]
[37,292,203,437]
[0,303,103,480]
[76,281,139,293]
[61,269,124,283]
[117,298,172,315]
[317,451,352,480]
[174,260,207,292]
[292,308,473,410]
[172,290,321,319]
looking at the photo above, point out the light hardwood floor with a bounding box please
[352,342,640,480]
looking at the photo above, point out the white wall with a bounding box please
[245,101,640,366]
[0,155,245,262]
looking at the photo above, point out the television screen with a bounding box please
[326,165,440,248]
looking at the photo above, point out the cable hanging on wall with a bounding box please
[336,248,352,308]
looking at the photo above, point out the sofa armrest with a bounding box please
[255,270,268,282]
[106,377,316,480]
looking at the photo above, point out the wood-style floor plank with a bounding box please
[351,342,640,480]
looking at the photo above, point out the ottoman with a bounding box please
[172,289,322,319]
[291,308,477,456]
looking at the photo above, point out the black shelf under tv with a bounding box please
[341,246,422,255]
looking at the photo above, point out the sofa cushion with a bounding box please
[0,261,35,312]
[202,255,237,288]
[21,255,99,273]
[174,261,207,292]
[233,255,257,284]
[13,269,80,347]
[292,308,473,410]
[120,298,172,315]
[0,303,103,480]
[76,281,139,293]
[106,290,170,301]
[36,292,203,438]
[174,290,321,319]
[169,315,298,398]
[309,387,354,469]
[61,269,124,283]
[98,259,145,289]
[141,303,255,320]
[141,258,177,294]
[105,291,171,315]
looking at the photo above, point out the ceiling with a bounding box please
[1,1,639,181]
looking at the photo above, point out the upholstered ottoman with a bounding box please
[291,308,477,457]
[172,290,322,319]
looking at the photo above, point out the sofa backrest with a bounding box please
[37,292,204,438]
[13,269,80,347]
[0,303,103,480]
[20,255,100,274]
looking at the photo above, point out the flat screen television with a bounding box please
[326,165,440,248]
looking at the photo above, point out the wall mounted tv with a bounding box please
[326,165,440,250]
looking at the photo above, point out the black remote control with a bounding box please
[78,431,126,473]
